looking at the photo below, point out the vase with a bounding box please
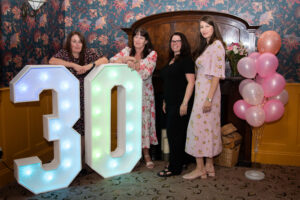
[230,59,239,77]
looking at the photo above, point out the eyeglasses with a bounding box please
[171,40,181,44]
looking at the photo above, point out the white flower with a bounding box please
[233,45,239,54]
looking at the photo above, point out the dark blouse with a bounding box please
[160,56,195,106]
[52,48,102,135]
[53,48,102,79]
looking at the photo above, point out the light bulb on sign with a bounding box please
[40,73,48,81]
[60,82,69,90]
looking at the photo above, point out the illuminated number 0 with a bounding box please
[10,65,81,194]
[85,64,142,178]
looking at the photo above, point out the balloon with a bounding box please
[233,100,251,120]
[269,89,289,105]
[257,31,282,54]
[245,106,265,127]
[256,53,279,78]
[249,52,260,61]
[263,99,284,122]
[239,79,254,95]
[237,57,257,78]
[261,72,286,97]
[255,74,264,85]
[241,82,264,105]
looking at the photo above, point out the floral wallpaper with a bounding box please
[1,0,299,87]
[0,0,65,87]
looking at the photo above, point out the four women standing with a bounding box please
[49,15,225,177]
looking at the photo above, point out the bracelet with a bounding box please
[206,97,212,102]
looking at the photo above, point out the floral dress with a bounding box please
[53,48,101,135]
[185,40,225,158]
[110,47,158,148]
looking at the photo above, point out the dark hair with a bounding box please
[130,28,153,59]
[64,31,87,65]
[193,16,226,60]
[168,32,192,62]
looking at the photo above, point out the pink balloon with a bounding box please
[263,99,284,122]
[261,72,286,97]
[269,89,289,105]
[237,57,257,78]
[249,52,260,60]
[245,106,265,127]
[256,53,279,78]
[233,100,251,120]
[241,82,264,105]
[239,79,255,95]
[255,74,264,85]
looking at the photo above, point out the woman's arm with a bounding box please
[109,47,131,63]
[49,57,81,72]
[136,51,157,80]
[180,73,195,116]
[79,57,109,74]
[202,76,219,113]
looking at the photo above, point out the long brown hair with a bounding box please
[193,16,226,60]
[64,31,87,65]
[130,28,154,59]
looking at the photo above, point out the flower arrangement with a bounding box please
[226,42,248,77]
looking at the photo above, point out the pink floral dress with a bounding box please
[185,40,225,158]
[110,47,158,148]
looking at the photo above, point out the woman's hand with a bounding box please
[202,101,212,113]
[95,57,108,66]
[127,61,136,70]
[123,56,136,63]
[72,63,83,73]
[180,104,188,116]
[77,65,89,74]
[162,101,166,114]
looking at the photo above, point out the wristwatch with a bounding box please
[206,97,212,102]
[92,62,96,68]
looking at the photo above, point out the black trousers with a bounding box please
[166,104,192,175]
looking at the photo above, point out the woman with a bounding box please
[157,32,195,177]
[49,31,108,135]
[110,28,158,169]
[183,16,226,180]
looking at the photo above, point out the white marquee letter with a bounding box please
[85,64,142,178]
[10,65,81,194]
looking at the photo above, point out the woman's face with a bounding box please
[170,35,182,55]
[200,21,214,41]
[70,34,83,54]
[133,32,147,50]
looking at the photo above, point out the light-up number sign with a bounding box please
[85,64,142,178]
[10,65,81,194]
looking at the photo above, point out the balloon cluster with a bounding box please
[233,31,288,127]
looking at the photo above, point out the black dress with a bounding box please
[160,55,195,175]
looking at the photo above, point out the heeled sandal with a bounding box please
[144,155,154,169]
[157,168,173,177]
[205,166,215,177]
[182,170,207,180]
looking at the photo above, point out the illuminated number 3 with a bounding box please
[10,64,142,194]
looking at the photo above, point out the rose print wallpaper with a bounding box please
[1,0,299,87]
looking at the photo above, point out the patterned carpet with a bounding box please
[0,160,299,200]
